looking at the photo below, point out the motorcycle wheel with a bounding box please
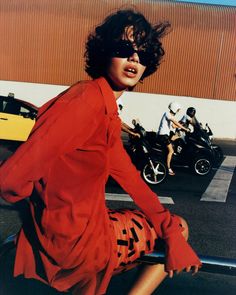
[142,160,167,185]
[191,155,212,176]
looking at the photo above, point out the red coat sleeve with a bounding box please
[0,85,100,203]
[109,133,201,271]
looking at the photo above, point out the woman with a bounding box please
[180,107,197,129]
[0,9,201,295]
[157,102,190,176]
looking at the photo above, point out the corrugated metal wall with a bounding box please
[0,0,235,100]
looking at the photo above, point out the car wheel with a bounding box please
[142,159,167,184]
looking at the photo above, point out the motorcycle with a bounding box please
[124,120,167,185]
[147,120,223,176]
[200,123,223,167]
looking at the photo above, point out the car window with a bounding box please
[0,98,5,112]
[3,100,21,115]
[19,105,34,118]
[0,97,19,115]
[0,97,34,117]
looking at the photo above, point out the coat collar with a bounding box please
[95,77,118,115]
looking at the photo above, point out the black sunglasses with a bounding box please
[110,40,150,66]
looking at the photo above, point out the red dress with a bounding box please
[0,77,200,294]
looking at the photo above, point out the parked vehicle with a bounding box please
[146,120,223,176]
[124,120,167,185]
[0,93,38,161]
[0,93,37,142]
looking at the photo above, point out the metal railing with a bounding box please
[2,235,236,276]
[138,251,236,276]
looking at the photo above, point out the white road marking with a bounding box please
[105,193,174,204]
[201,156,236,202]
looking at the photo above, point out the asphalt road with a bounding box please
[0,138,236,294]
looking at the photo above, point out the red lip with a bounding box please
[124,64,138,77]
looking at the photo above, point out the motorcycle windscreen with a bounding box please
[0,112,35,141]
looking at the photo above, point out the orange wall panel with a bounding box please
[0,0,235,101]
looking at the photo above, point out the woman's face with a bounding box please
[106,26,146,92]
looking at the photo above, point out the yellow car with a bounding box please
[0,93,37,142]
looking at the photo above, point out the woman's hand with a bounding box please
[128,130,141,138]
[167,264,200,278]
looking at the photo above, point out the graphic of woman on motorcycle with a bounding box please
[0,9,201,295]
[157,102,190,176]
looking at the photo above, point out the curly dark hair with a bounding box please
[84,9,170,80]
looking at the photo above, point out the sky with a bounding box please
[174,0,236,6]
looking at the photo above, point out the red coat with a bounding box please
[0,77,200,294]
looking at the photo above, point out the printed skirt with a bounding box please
[108,209,161,274]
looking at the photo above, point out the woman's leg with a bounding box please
[166,143,174,171]
[128,264,167,295]
[128,216,189,295]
